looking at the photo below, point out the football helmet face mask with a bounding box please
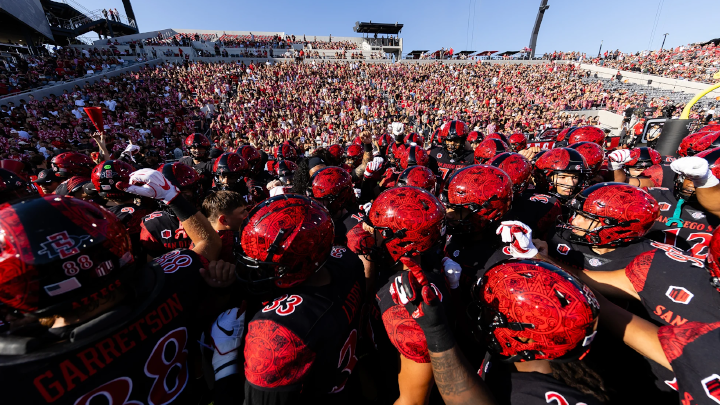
[400,145,429,169]
[443,165,513,235]
[51,152,95,178]
[474,139,509,164]
[568,126,605,146]
[365,186,445,263]
[533,148,589,200]
[559,182,660,247]
[309,166,354,215]
[237,195,334,289]
[397,165,437,193]
[470,260,599,362]
[213,153,249,191]
[488,152,533,195]
[441,120,469,158]
[386,143,405,168]
[0,195,133,317]
[345,144,364,168]
[185,133,212,160]
[91,160,135,200]
[507,133,528,152]
[569,141,604,177]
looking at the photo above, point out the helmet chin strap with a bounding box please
[665,198,685,227]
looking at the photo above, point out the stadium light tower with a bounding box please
[528,0,549,59]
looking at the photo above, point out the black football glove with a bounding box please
[390,257,455,353]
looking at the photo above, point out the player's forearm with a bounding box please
[169,196,221,260]
[695,185,720,218]
[428,345,496,405]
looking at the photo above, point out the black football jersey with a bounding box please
[486,370,603,405]
[334,209,365,246]
[658,321,720,405]
[107,203,152,263]
[429,146,473,186]
[646,187,716,258]
[548,230,658,271]
[507,190,563,239]
[243,247,365,404]
[625,244,720,326]
[375,270,451,363]
[140,210,191,257]
[0,249,208,405]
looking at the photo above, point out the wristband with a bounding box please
[424,323,456,353]
[168,194,197,221]
[363,143,373,152]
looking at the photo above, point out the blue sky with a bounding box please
[79,0,717,55]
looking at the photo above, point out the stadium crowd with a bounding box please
[1,55,720,405]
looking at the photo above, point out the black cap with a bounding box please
[33,169,60,184]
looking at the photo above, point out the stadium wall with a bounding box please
[0,59,163,105]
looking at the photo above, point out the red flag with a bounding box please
[84,107,104,131]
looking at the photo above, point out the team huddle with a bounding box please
[1,119,720,405]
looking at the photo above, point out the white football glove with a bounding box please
[354,187,362,199]
[671,156,719,188]
[201,305,246,380]
[496,220,538,258]
[118,168,180,203]
[608,149,632,171]
[362,202,372,214]
[122,143,141,162]
[364,157,384,179]
[391,122,405,136]
[441,257,462,290]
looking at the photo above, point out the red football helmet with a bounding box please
[678,132,708,157]
[697,147,720,179]
[507,133,528,152]
[400,145,429,169]
[345,144,363,168]
[366,186,445,262]
[533,147,589,199]
[433,128,443,145]
[626,147,661,171]
[556,127,577,143]
[443,165,513,234]
[467,131,484,146]
[352,136,363,145]
[560,182,659,247]
[397,166,437,193]
[487,133,509,144]
[238,194,334,288]
[310,166,354,215]
[0,195,133,315]
[700,124,720,132]
[404,132,422,145]
[212,153,249,193]
[440,120,470,142]
[327,144,344,165]
[568,126,605,146]
[275,160,298,185]
[569,141,604,176]
[275,142,298,162]
[238,145,263,175]
[474,138,509,164]
[488,152,533,194]
[184,133,212,159]
[51,152,94,178]
[472,260,599,362]
[0,168,32,203]
[91,160,135,200]
[688,131,720,155]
